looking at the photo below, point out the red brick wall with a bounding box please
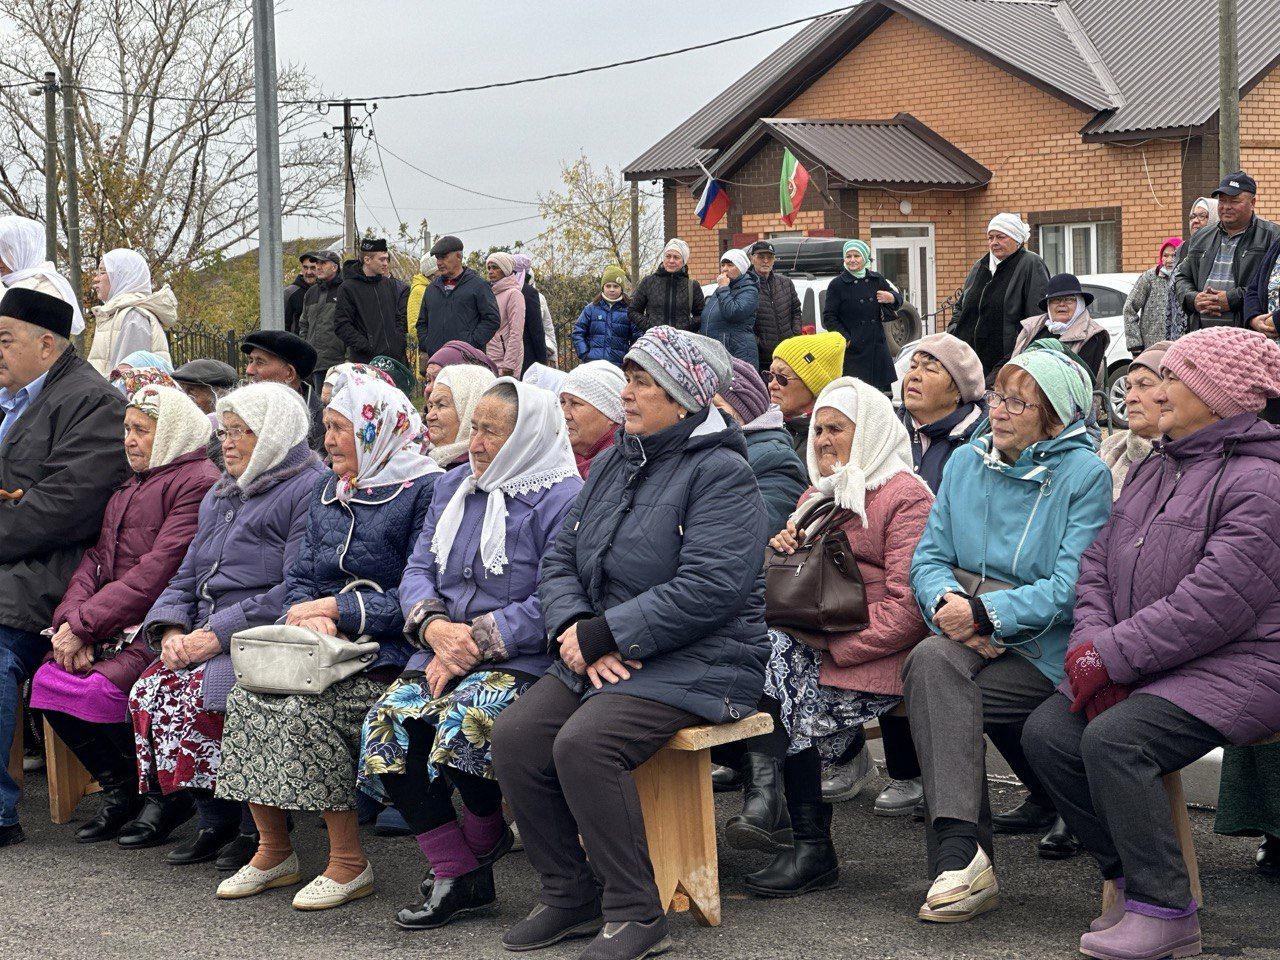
[1241,70,1280,222]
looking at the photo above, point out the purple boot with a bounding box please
[1079,906,1201,960]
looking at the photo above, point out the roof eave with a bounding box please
[1080,121,1211,144]
[622,166,702,183]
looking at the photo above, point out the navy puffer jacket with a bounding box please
[572,295,638,364]
[540,406,769,722]
[285,472,439,673]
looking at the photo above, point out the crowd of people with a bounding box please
[0,167,1278,960]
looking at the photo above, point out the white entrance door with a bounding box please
[871,223,936,314]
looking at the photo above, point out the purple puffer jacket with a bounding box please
[1067,414,1280,744]
[51,449,220,693]
[143,443,326,710]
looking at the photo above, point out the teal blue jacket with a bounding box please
[909,419,1111,685]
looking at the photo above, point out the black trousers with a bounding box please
[380,717,503,834]
[42,710,135,788]
[492,675,699,922]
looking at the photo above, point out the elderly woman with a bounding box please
[898,333,986,493]
[357,379,581,929]
[215,372,440,909]
[108,350,174,390]
[122,383,326,858]
[492,326,768,959]
[485,253,526,377]
[424,364,497,469]
[907,350,1111,922]
[1098,342,1169,498]
[1024,328,1280,960]
[1012,273,1110,381]
[0,214,84,332]
[629,238,704,332]
[320,361,392,405]
[558,360,625,479]
[86,248,177,375]
[419,340,497,398]
[31,385,219,843]
[703,249,761,367]
[730,378,932,898]
[822,240,901,391]
[1124,240,1182,356]
[768,332,846,455]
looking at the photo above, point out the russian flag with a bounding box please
[696,178,730,229]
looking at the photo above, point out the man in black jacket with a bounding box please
[283,251,318,334]
[0,288,129,846]
[950,213,1050,378]
[1173,171,1280,331]
[334,238,410,364]
[414,235,501,372]
[747,240,802,371]
[297,250,346,388]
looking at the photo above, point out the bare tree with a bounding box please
[0,0,344,273]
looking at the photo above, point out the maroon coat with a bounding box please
[51,449,219,692]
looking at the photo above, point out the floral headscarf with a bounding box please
[323,362,393,391]
[115,366,178,395]
[327,370,441,502]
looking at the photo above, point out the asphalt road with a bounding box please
[3,774,1278,960]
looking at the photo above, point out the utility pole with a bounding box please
[251,0,285,330]
[1218,0,1240,175]
[34,72,58,262]
[324,101,367,259]
[61,64,82,321]
[630,181,640,285]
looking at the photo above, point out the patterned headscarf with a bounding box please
[843,239,872,278]
[128,384,213,469]
[115,366,178,396]
[624,325,721,412]
[1009,343,1096,441]
[324,362,393,391]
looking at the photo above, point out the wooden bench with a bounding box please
[43,719,100,824]
[632,711,772,927]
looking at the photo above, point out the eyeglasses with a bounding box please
[983,390,1040,416]
[215,426,256,442]
[763,371,793,388]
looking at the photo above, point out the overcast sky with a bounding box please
[273,0,841,253]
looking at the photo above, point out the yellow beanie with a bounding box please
[773,332,846,398]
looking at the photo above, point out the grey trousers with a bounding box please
[491,674,700,922]
[1023,691,1226,910]
[903,635,1055,874]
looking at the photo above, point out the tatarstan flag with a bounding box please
[779,148,809,227]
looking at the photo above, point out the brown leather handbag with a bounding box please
[764,499,870,633]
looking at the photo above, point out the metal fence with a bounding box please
[168,325,244,373]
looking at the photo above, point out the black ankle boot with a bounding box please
[744,802,838,898]
[725,754,793,854]
[117,792,196,849]
[395,863,496,930]
[76,780,143,843]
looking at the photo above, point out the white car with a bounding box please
[891,272,1140,425]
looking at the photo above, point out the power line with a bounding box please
[367,121,404,226]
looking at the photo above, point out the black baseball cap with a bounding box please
[298,250,322,263]
[314,250,341,266]
[748,240,776,255]
[1212,171,1257,197]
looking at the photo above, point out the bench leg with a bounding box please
[1100,772,1203,915]
[633,747,721,926]
[44,718,97,825]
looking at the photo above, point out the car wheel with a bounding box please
[1104,362,1130,429]
[884,303,922,356]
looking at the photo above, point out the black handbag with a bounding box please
[764,499,870,634]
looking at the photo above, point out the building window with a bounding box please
[1038,221,1119,275]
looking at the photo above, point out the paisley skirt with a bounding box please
[129,660,225,794]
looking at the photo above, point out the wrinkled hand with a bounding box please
[425,656,454,699]
[297,616,339,636]
[934,593,976,642]
[962,634,1004,660]
[425,619,481,676]
[68,645,95,674]
[769,520,804,555]
[1250,314,1277,336]
[558,623,586,675]
[162,629,220,671]
[586,652,643,690]
[875,290,896,304]
[1194,289,1227,316]
[716,273,731,288]
[1084,683,1132,721]
[50,622,86,671]
[1066,641,1112,712]
[286,597,340,625]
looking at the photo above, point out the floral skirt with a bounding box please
[215,674,388,811]
[764,628,901,760]
[129,660,225,794]
[358,669,532,802]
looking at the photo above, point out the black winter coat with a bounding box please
[283,273,312,335]
[822,270,901,390]
[629,266,705,332]
[0,348,130,632]
[752,270,802,369]
[1175,216,1280,329]
[416,267,502,359]
[950,247,1050,375]
[334,271,410,363]
[520,279,548,373]
[1244,238,1280,328]
[297,273,347,372]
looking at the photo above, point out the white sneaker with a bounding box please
[924,847,995,909]
[216,852,301,900]
[292,863,374,911]
[918,880,1000,923]
[820,746,876,802]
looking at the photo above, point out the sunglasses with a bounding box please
[763,371,793,388]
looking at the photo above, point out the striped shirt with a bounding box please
[1206,230,1242,291]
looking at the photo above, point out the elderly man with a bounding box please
[283,251,319,335]
[415,234,501,367]
[171,358,237,415]
[334,237,410,364]
[950,213,1050,377]
[297,250,346,389]
[1174,171,1280,331]
[748,240,802,372]
[239,329,324,452]
[0,288,128,846]
[558,360,625,478]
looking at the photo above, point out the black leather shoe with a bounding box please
[396,863,496,930]
[165,823,240,865]
[1037,816,1081,860]
[725,754,793,854]
[76,784,143,843]
[1257,834,1280,876]
[116,792,196,849]
[744,802,838,898]
[501,901,604,952]
[0,823,25,847]
[214,831,260,871]
[419,824,516,897]
[992,798,1056,835]
[711,763,743,793]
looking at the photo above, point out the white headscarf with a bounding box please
[1045,294,1090,335]
[328,371,441,502]
[101,248,152,299]
[431,378,578,575]
[522,362,568,395]
[127,385,213,469]
[0,215,85,334]
[428,364,497,467]
[804,376,926,527]
[1191,196,1219,231]
[216,382,311,490]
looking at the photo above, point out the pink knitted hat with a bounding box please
[1161,328,1280,418]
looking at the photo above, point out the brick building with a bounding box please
[624,0,1280,326]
